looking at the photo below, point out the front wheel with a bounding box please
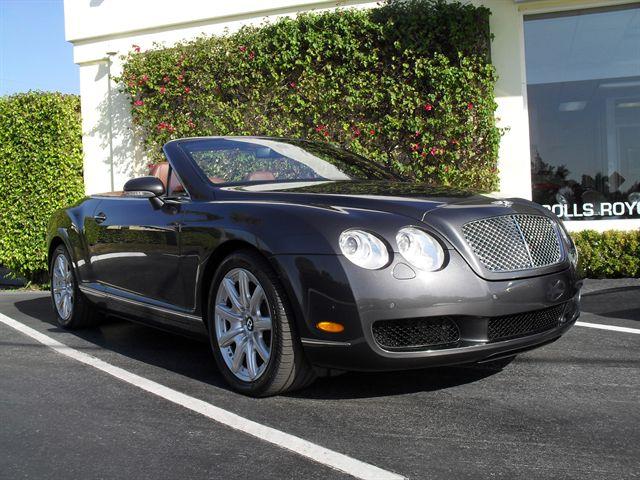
[50,245,99,329]
[207,250,315,397]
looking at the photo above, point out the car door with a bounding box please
[87,193,182,307]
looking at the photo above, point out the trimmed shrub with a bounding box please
[118,0,501,191]
[0,92,84,283]
[571,230,640,279]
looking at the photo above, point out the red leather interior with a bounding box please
[245,170,276,182]
[148,162,185,193]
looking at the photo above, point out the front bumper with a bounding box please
[272,251,581,372]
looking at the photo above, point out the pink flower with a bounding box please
[132,44,140,53]
[410,143,419,152]
[429,147,438,156]
[467,102,474,110]
[177,74,184,83]
[248,51,255,60]
[424,103,433,111]
[239,45,247,53]
[289,81,296,88]
[133,100,144,107]
[352,126,361,137]
[163,76,170,84]
[159,86,166,94]
[141,74,149,83]
[184,86,191,94]
[188,120,195,129]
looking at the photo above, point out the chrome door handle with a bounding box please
[94,212,107,224]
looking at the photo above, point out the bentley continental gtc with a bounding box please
[47,137,581,396]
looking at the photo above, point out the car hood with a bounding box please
[217,180,498,221]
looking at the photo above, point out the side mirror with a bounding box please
[124,176,165,197]
[123,176,165,208]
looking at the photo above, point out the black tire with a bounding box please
[49,244,99,329]
[207,249,315,397]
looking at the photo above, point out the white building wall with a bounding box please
[63,0,639,231]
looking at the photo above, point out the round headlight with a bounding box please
[339,229,389,270]
[396,227,445,271]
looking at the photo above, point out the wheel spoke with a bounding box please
[219,326,244,348]
[215,304,242,324]
[223,278,243,311]
[254,336,270,362]
[254,315,272,332]
[246,341,258,378]
[231,337,247,373]
[249,285,264,315]
[238,270,250,309]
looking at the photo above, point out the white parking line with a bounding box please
[0,313,404,480]
[576,321,640,335]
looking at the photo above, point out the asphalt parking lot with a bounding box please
[1,283,638,480]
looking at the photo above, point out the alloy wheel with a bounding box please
[214,268,273,382]
[52,253,74,321]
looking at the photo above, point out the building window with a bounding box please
[525,5,640,221]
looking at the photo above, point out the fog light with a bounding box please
[316,321,345,333]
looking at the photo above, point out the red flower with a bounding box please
[128,81,135,88]
[429,147,438,156]
[133,100,144,107]
[289,81,296,88]
[410,143,420,152]
[163,76,170,84]
[369,129,375,135]
[443,165,450,173]
[467,102,474,110]
[141,74,149,83]
[414,130,421,138]
[323,130,329,137]
[424,103,433,111]
[159,86,166,94]
[352,126,361,137]
[157,122,166,130]
[188,120,196,129]
[248,51,255,60]
[239,45,247,53]
[420,152,427,158]
[184,86,191,94]
[177,74,184,83]
[132,44,140,53]
[315,124,327,133]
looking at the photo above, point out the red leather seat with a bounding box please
[245,170,276,182]
[148,162,184,193]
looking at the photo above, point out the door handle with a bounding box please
[94,212,107,224]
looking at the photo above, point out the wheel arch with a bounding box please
[198,240,305,337]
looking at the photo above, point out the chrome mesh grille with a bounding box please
[462,215,562,272]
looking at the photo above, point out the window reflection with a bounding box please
[525,6,640,220]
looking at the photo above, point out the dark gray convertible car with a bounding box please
[47,137,581,396]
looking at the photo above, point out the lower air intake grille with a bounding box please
[372,317,460,351]
[487,304,566,342]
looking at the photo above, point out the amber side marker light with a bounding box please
[316,321,345,333]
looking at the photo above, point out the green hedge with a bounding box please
[0,92,85,283]
[572,230,640,279]
[118,0,500,191]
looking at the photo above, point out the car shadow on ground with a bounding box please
[581,286,640,322]
[14,295,503,399]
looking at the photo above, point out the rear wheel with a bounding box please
[50,245,99,329]
[207,250,315,397]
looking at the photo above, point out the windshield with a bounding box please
[179,137,403,185]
